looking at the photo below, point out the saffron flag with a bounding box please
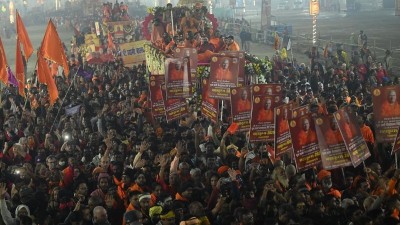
[108,32,115,50]
[40,20,69,77]
[16,38,25,96]
[16,11,33,60]
[274,32,280,50]
[0,38,8,85]
[37,54,58,105]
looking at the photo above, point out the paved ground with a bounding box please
[2,7,399,76]
[245,8,400,69]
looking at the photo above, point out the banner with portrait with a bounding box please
[315,115,352,170]
[291,105,310,119]
[85,34,101,46]
[289,113,321,171]
[119,40,149,67]
[149,75,165,117]
[164,58,192,99]
[105,20,136,41]
[208,56,239,100]
[220,51,246,87]
[372,86,400,143]
[174,47,198,77]
[249,84,282,142]
[201,79,219,123]
[334,107,370,167]
[274,103,294,156]
[162,85,188,123]
[230,86,251,132]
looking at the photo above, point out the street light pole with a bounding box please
[310,0,319,46]
[312,15,317,45]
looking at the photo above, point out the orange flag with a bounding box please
[37,54,58,105]
[15,38,25,97]
[0,38,8,85]
[40,20,69,77]
[51,62,58,77]
[16,11,33,60]
[108,32,115,49]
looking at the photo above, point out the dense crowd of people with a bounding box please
[0,3,399,225]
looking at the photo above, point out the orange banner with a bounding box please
[230,86,251,132]
[372,86,400,143]
[149,75,165,117]
[164,58,192,99]
[334,107,370,167]
[220,51,246,87]
[289,113,321,171]
[174,47,198,75]
[315,115,352,170]
[201,79,219,123]
[291,105,310,119]
[208,56,239,100]
[249,84,282,142]
[162,85,188,123]
[274,103,294,156]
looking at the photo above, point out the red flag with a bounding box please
[15,38,25,97]
[108,32,115,49]
[37,54,58,105]
[16,11,33,60]
[40,20,69,77]
[0,38,8,85]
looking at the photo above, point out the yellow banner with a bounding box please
[120,40,149,67]
[85,34,100,47]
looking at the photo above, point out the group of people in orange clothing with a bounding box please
[151,4,240,62]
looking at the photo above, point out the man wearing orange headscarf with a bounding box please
[317,170,341,199]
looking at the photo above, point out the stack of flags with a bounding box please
[0,10,69,106]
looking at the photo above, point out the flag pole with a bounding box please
[171,10,175,36]
[49,66,80,132]
[290,48,294,65]
[220,100,224,121]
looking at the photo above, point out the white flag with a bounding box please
[287,38,292,51]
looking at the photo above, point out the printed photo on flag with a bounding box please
[372,86,400,142]
[334,107,370,167]
[164,57,191,99]
[315,115,352,170]
[289,113,321,171]
[201,79,219,123]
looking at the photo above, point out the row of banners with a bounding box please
[147,47,400,171]
[80,20,147,66]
